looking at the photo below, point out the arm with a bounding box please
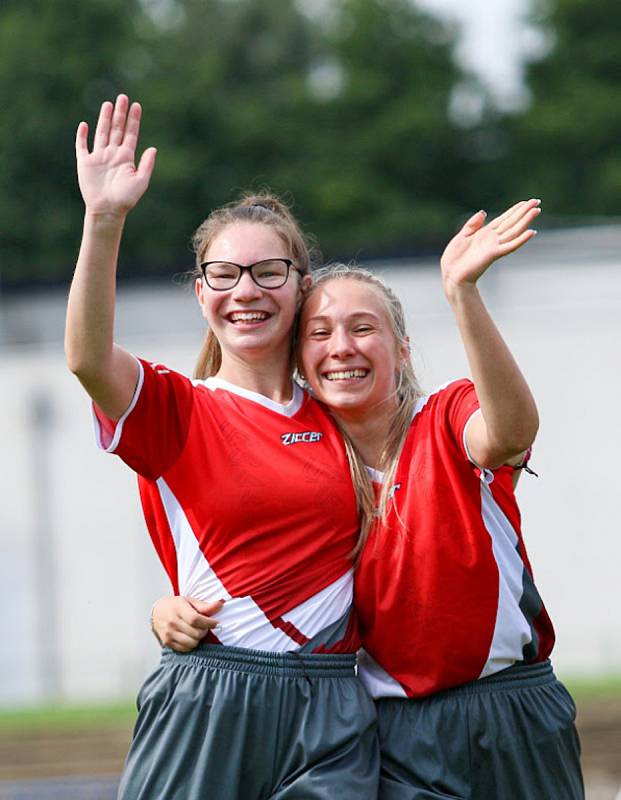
[151,596,224,652]
[65,95,157,419]
[440,200,541,469]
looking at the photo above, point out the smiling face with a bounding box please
[195,222,308,370]
[300,278,408,420]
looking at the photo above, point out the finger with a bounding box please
[174,616,213,637]
[187,598,225,617]
[168,633,203,652]
[499,207,541,244]
[109,94,129,146]
[93,100,113,150]
[488,201,528,230]
[461,210,487,237]
[498,228,537,257]
[496,198,540,236]
[122,101,142,153]
[75,121,89,156]
[183,610,220,632]
[136,146,157,184]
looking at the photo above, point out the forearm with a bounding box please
[447,283,538,466]
[66,212,124,371]
[65,212,138,417]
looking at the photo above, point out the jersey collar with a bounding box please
[199,377,304,417]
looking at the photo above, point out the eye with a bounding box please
[308,328,330,338]
[354,324,374,334]
[207,263,237,279]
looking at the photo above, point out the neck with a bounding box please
[332,399,397,469]
[216,349,293,403]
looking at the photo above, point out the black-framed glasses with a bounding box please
[200,258,297,291]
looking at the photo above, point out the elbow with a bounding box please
[64,338,87,378]
[481,424,539,469]
[64,336,102,383]
[481,417,539,469]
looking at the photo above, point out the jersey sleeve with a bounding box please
[438,379,481,463]
[92,357,194,479]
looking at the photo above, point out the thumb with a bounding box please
[137,146,157,182]
[461,209,486,237]
[186,597,225,616]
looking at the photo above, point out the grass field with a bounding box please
[564,674,621,700]
[0,701,137,733]
[1,672,619,732]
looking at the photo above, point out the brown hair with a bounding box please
[192,192,317,379]
[301,264,423,556]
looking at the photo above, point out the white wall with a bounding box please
[1,227,619,705]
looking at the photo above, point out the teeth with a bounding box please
[325,369,368,381]
[230,312,268,322]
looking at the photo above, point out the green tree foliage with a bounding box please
[294,0,471,254]
[132,0,322,274]
[504,0,621,216]
[1,0,475,287]
[0,0,148,284]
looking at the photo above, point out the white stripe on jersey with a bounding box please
[462,409,494,484]
[281,569,353,638]
[478,481,533,677]
[357,648,408,699]
[156,476,354,652]
[92,356,145,453]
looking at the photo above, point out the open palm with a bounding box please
[75,94,157,216]
[441,200,541,290]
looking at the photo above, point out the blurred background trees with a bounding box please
[501,0,621,219]
[0,0,618,287]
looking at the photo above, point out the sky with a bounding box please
[415,0,546,109]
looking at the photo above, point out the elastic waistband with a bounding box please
[435,660,555,699]
[161,644,357,678]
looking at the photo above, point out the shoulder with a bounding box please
[411,378,475,423]
[140,358,193,388]
[431,377,475,404]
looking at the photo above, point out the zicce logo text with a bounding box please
[281,431,323,446]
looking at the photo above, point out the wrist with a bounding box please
[443,279,480,306]
[84,209,128,227]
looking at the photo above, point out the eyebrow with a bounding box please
[304,311,381,323]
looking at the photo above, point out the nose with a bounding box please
[231,270,263,302]
[329,327,355,359]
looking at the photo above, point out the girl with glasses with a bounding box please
[65,95,378,800]
[154,204,584,798]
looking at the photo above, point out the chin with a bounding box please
[320,392,365,411]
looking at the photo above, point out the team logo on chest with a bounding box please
[280,431,323,446]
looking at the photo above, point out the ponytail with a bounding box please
[194,329,222,380]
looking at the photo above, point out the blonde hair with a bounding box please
[302,264,423,555]
[192,192,317,379]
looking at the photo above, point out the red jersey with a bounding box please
[356,379,555,698]
[94,358,361,653]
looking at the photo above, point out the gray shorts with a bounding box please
[376,660,584,799]
[118,644,379,800]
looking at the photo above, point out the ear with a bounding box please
[195,277,208,319]
[399,336,411,366]
[296,274,313,310]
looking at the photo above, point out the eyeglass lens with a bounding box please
[204,259,290,290]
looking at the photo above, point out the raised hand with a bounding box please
[440,199,541,295]
[75,94,157,217]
